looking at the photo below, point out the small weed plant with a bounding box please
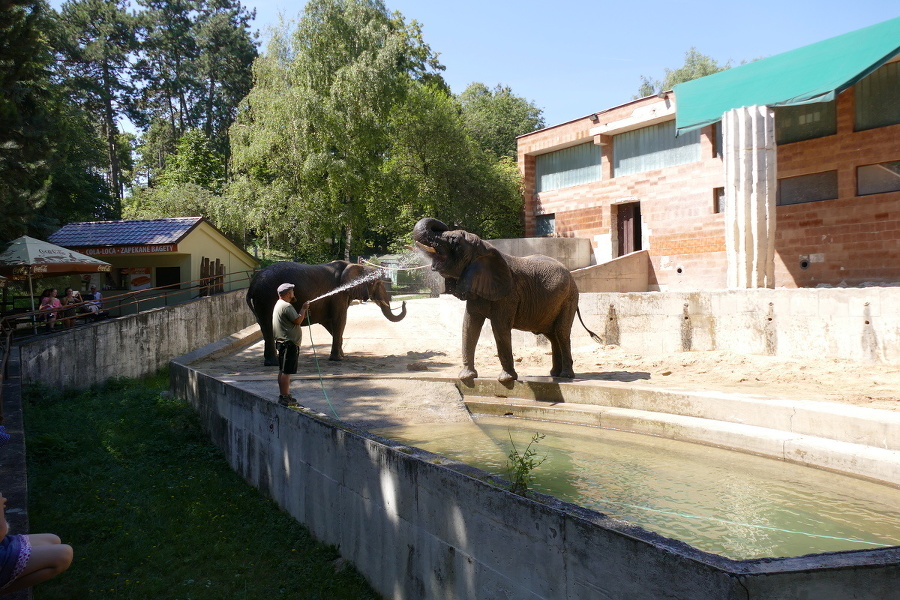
[506,431,547,496]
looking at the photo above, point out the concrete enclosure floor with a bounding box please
[190,298,900,430]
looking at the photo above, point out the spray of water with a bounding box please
[307,269,384,305]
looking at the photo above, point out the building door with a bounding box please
[617,202,642,256]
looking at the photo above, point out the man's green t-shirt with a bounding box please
[273,298,302,344]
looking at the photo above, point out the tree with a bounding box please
[378,83,523,245]
[31,96,115,236]
[134,0,198,135]
[227,0,445,260]
[193,0,258,154]
[0,0,55,244]
[131,0,256,184]
[124,128,225,219]
[160,128,225,192]
[56,0,137,212]
[636,47,731,98]
[458,82,544,159]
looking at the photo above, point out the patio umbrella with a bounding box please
[0,236,112,312]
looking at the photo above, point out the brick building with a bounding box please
[517,17,900,290]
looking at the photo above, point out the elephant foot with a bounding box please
[329,355,343,361]
[498,370,518,384]
[458,367,478,381]
[551,368,574,379]
[264,358,278,367]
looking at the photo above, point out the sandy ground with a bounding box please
[192,298,900,428]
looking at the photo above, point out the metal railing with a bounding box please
[0,269,256,342]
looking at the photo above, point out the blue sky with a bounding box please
[247,0,899,126]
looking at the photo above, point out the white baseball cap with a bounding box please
[277,283,295,294]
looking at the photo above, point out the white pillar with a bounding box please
[723,105,776,288]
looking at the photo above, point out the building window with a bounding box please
[858,160,900,196]
[775,101,837,144]
[713,187,725,213]
[613,120,701,177]
[777,171,838,206]
[855,61,900,131]
[535,214,555,236]
[534,143,601,193]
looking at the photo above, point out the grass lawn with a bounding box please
[23,372,382,599]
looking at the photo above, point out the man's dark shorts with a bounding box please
[276,340,299,374]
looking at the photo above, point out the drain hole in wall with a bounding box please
[676,267,683,274]
[800,259,810,269]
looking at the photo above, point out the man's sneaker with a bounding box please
[278,394,299,407]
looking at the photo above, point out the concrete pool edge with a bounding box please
[457,377,900,488]
[171,337,900,598]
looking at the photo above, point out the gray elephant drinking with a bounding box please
[412,217,599,383]
[247,261,407,365]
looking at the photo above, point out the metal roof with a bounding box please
[674,16,900,135]
[48,217,203,247]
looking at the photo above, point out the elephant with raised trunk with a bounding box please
[247,261,407,365]
[413,217,599,383]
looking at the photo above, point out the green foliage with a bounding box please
[636,47,731,98]
[458,82,545,159]
[133,0,257,161]
[506,431,547,496]
[124,129,225,219]
[0,0,55,244]
[123,181,216,220]
[160,128,225,192]
[56,0,138,210]
[23,373,381,599]
[226,0,447,260]
[226,3,528,260]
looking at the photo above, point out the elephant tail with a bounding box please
[576,307,603,344]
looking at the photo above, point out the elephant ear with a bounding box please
[341,264,371,301]
[459,242,512,301]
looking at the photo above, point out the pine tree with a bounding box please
[0,0,55,243]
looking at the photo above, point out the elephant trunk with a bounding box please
[413,217,448,244]
[379,299,407,322]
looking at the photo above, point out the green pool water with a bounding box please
[373,417,900,560]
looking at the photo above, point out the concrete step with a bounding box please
[457,378,900,487]
[457,377,900,452]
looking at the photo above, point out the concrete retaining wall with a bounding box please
[171,346,900,599]
[507,287,900,365]
[571,250,649,293]
[19,290,255,389]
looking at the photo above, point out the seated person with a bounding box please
[82,285,106,319]
[0,491,73,595]
[59,288,80,328]
[38,289,61,332]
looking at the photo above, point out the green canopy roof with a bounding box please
[674,17,900,135]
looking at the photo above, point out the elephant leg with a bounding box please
[460,310,485,381]
[549,311,576,378]
[327,316,346,361]
[258,314,278,366]
[491,321,518,384]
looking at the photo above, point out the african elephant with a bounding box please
[246,260,407,365]
[413,217,599,383]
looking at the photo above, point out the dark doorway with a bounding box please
[156,266,181,289]
[616,202,642,256]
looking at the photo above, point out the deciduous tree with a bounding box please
[458,82,544,159]
[636,47,731,98]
